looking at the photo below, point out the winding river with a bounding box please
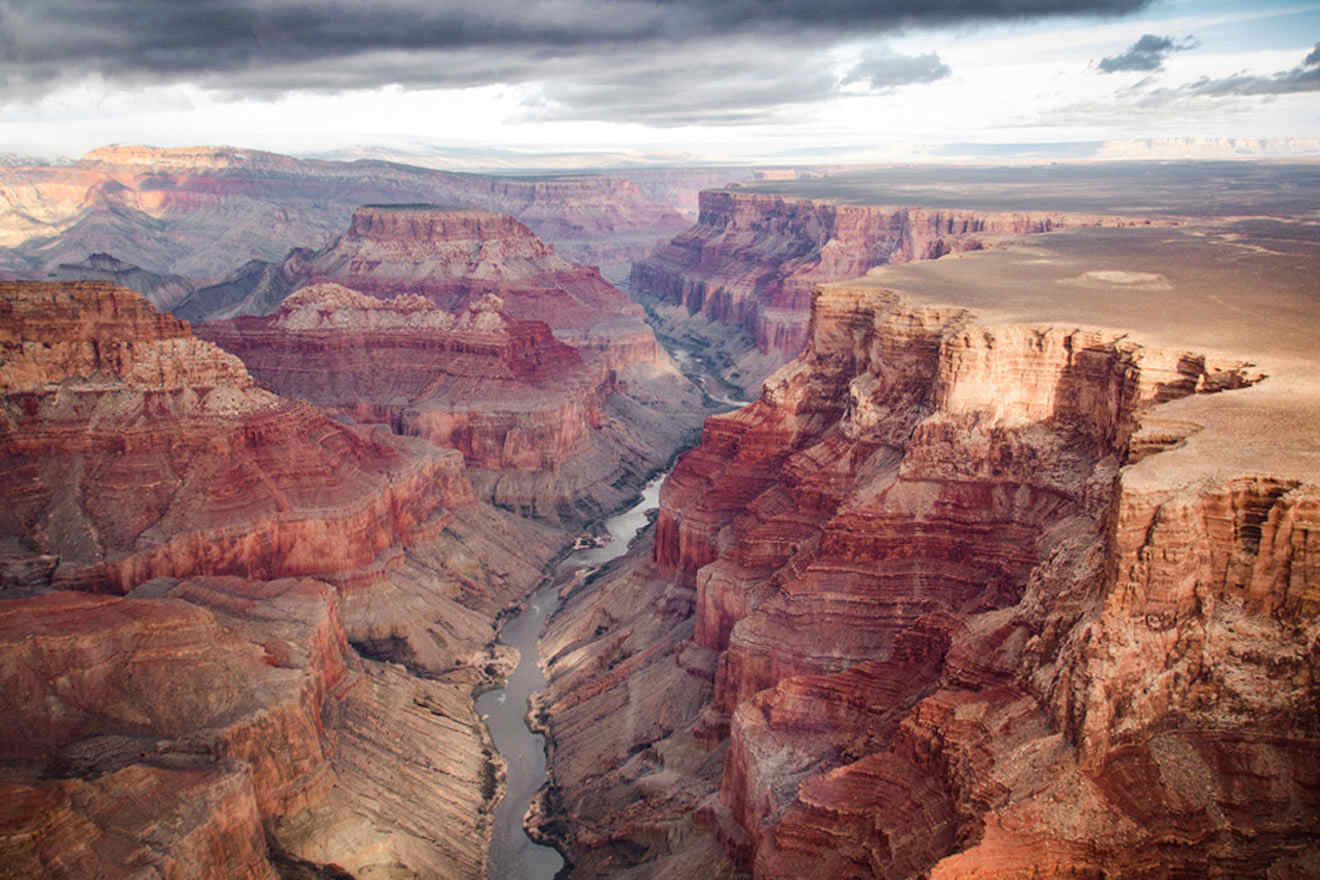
[477,472,669,880]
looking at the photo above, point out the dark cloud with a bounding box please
[842,49,951,91]
[1097,33,1197,73]
[523,39,843,126]
[3,0,1149,94]
[521,41,955,126]
[1137,44,1320,102]
[0,0,1152,126]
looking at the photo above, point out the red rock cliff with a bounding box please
[0,281,472,594]
[0,278,577,878]
[196,283,601,472]
[631,190,1166,379]
[642,281,1317,878]
[191,206,709,525]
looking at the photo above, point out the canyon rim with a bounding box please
[3,0,1320,877]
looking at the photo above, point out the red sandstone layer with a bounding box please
[187,206,709,523]
[196,283,603,471]
[214,204,658,364]
[667,284,1314,877]
[0,280,472,593]
[538,268,1316,878]
[0,278,576,877]
[630,190,1172,383]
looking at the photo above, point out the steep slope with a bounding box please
[0,280,469,593]
[183,205,650,357]
[192,206,711,525]
[52,252,195,312]
[198,283,597,471]
[630,190,1171,395]
[0,145,705,280]
[537,225,1320,878]
[0,280,571,878]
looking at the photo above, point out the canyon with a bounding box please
[190,204,709,523]
[0,279,575,878]
[535,212,1320,877]
[1,155,1318,880]
[630,190,1175,396]
[0,145,753,289]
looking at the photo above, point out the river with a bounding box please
[477,472,669,880]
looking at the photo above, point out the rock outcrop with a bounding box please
[196,283,598,472]
[631,190,1169,394]
[0,144,707,282]
[0,279,573,878]
[184,205,653,359]
[190,206,711,525]
[536,262,1319,877]
[0,280,472,593]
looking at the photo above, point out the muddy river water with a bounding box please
[477,472,669,879]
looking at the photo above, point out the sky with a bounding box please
[1,0,1318,163]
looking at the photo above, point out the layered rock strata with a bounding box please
[0,144,704,281]
[537,273,1318,878]
[197,283,598,472]
[0,281,471,593]
[182,205,654,360]
[0,280,571,878]
[190,206,710,525]
[630,190,1169,394]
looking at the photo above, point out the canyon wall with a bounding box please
[0,280,573,878]
[191,205,709,525]
[0,280,471,593]
[197,283,600,472]
[184,204,652,358]
[630,190,1167,394]
[537,279,1318,878]
[0,145,710,282]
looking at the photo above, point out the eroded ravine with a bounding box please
[478,472,670,879]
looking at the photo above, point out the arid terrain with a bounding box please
[1,153,1317,880]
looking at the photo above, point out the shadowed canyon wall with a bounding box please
[536,279,1318,878]
[0,280,575,878]
[630,190,1170,394]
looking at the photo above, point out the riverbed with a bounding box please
[477,473,669,879]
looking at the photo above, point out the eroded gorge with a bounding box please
[0,150,1317,879]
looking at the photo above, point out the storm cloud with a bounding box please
[1097,33,1197,73]
[2,0,1148,90]
[0,0,1152,126]
[842,48,952,91]
[1138,43,1320,101]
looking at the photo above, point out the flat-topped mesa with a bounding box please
[196,282,600,472]
[345,204,562,266]
[182,203,659,371]
[323,204,647,348]
[79,143,306,174]
[657,284,1259,630]
[645,277,1316,878]
[0,280,472,594]
[631,190,1167,385]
